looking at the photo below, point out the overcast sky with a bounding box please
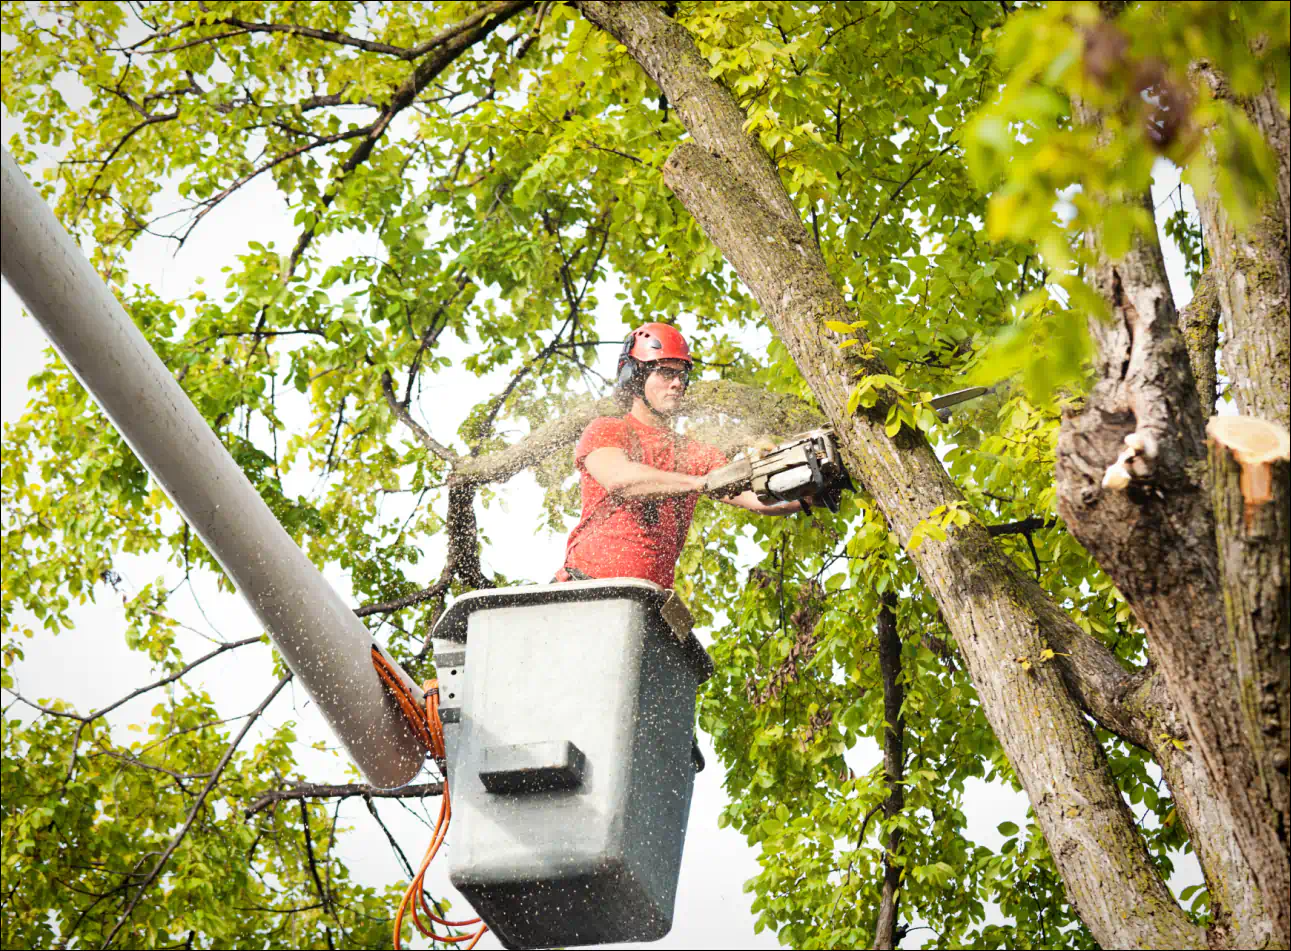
[2,92,1204,949]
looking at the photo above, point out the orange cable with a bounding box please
[372,648,489,950]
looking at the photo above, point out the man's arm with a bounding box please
[584,447,807,514]
[583,447,704,499]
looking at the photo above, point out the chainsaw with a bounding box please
[702,428,852,512]
[700,387,993,512]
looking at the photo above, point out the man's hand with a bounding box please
[721,490,804,517]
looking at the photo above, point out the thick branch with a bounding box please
[446,483,491,590]
[355,566,451,618]
[453,394,615,486]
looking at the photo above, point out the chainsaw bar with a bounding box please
[701,388,991,512]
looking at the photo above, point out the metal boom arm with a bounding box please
[0,147,426,788]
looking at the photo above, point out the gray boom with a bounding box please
[1,147,426,788]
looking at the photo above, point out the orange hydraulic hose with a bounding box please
[371,648,488,950]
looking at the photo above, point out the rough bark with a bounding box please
[1194,76,1290,425]
[1057,38,1291,939]
[574,3,1204,947]
[872,597,904,951]
[1135,669,1276,949]
[1177,266,1220,416]
[1194,72,1291,938]
[1211,439,1291,915]
[1042,615,1269,945]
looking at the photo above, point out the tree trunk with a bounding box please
[1194,73,1291,945]
[574,3,1204,947]
[1211,437,1291,932]
[872,597,904,951]
[1177,266,1221,416]
[1135,668,1278,948]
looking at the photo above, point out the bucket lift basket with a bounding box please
[430,578,714,949]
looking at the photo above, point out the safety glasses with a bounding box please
[651,365,689,387]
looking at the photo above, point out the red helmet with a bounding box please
[616,323,692,394]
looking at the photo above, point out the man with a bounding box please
[555,322,804,586]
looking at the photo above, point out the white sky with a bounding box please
[1,94,1204,951]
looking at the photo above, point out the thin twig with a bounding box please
[862,143,955,241]
[986,516,1057,537]
[246,780,443,818]
[299,799,333,917]
[101,675,291,949]
[178,126,372,243]
[3,635,262,725]
[365,797,418,878]
[380,371,459,463]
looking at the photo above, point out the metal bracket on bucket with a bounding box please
[658,590,693,646]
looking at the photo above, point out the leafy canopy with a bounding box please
[3,1,1283,947]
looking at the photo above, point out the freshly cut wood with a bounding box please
[1207,415,1291,515]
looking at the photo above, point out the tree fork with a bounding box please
[1059,41,1288,932]
[1053,196,1281,944]
[574,2,1203,946]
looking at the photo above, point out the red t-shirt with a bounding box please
[563,415,727,588]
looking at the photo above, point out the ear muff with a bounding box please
[616,335,637,391]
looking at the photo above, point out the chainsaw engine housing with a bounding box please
[704,428,852,512]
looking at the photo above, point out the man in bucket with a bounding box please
[555,322,805,585]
